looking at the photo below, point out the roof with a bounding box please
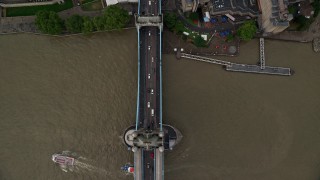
[210,0,260,17]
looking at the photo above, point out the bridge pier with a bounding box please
[123,125,182,152]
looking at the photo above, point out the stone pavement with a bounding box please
[0,16,37,33]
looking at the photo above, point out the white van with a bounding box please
[151,109,154,116]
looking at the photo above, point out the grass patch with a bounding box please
[81,0,102,11]
[6,0,73,17]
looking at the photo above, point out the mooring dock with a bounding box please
[177,38,292,76]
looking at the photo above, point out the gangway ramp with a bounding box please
[259,38,265,69]
[180,53,232,66]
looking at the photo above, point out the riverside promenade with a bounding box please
[0,6,101,34]
[0,0,63,8]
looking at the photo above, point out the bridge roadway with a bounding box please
[134,0,163,178]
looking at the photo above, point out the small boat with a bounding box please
[121,164,134,174]
[52,154,75,166]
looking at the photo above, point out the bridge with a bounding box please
[123,0,182,179]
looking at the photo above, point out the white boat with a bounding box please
[52,154,75,166]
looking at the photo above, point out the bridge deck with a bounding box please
[134,0,163,178]
[137,27,161,130]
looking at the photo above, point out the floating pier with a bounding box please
[177,38,292,76]
[226,64,291,76]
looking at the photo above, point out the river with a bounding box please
[0,30,319,180]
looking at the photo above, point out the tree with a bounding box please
[103,5,130,30]
[313,0,320,17]
[82,16,95,34]
[193,35,207,47]
[295,15,313,31]
[174,21,185,35]
[93,16,105,31]
[237,20,257,41]
[226,34,234,42]
[65,15,84,33]
[35,10,63,35]
[189,12,199,21]
[164,13,177,31]
[182,34,188,41]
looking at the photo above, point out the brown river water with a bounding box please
[0,30,320,180]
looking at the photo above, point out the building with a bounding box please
[259,0,295,34]
[181,0,260,18]
[179,0,312,34]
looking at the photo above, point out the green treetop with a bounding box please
[35,10,63,35]
[103,5,130,30]
[164,13,177,31]
[65,15,84,33]
[194,35,207,47]
[237,20,257,41]
[82,16,95,34]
